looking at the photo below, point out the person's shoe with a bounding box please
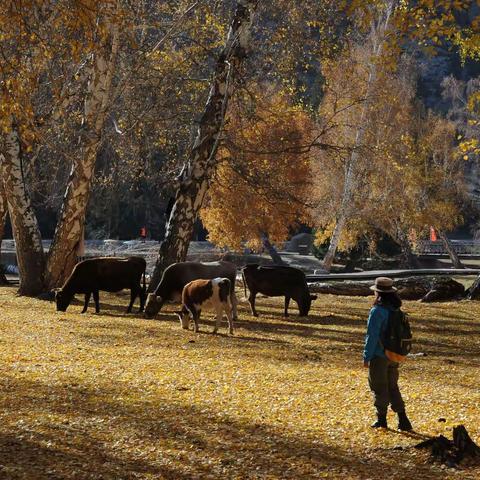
[397,411,413,431]
[371,414,387,428]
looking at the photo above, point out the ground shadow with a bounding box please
[0,375,458,480]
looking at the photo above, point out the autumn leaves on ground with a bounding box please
[0,286,479,480]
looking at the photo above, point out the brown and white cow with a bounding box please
[175,278,234,335]
[144,261,238,319]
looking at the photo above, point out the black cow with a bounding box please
[144,261,238,319]
[242,264,317,317]
[55,256,146,314]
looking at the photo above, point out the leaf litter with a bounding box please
[0,286,479,479]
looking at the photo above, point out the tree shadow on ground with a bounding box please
[0,375,456,480]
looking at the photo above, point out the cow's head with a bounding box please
[54,288,73,312]
[144,293,163,318]
[175,308,190,330]
[299,293,318,316]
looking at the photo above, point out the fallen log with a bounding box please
[309,276,465,302]
[415,425,480,467]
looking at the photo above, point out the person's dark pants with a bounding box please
[368,356,405,416]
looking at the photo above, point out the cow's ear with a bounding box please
[310,294,318,301]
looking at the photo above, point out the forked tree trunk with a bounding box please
[322,2,394,272]
[439,231,464,269]
[45,5,120,289]
[396,230,419,268]
[0,184,8,284]
[149,0,259,290]
[0,129,46,295]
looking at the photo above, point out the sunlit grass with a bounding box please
[0,286,479,479]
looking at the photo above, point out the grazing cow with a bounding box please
[144,261,238,319]
[175,278,234,334]
[242,264,317,317]
[55,256,146,314]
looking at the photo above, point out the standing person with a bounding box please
[363,277,413,431]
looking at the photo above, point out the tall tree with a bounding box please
[200,88,313,263]
[0,180,9,284]
[149,0,259,289]
[45,1,121,289]
[0,128,46,295]
[320,0,395,272]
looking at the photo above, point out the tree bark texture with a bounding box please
[45,6,120,289]
[396,229,420,268]
[261,232,285,265]
[0,184,8,284]
[322,2,394,272]
[439,231,464,269]
[0,130,46,296]
[149,0,259,290]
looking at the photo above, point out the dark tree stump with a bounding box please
[415,425,480,467]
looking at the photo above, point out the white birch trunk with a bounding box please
[0,183,8,284]
[149,0,259,290]
[322,1,395,272]
[0,129,46,296]
[45,5,120,289]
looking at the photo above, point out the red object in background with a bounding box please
[430,226,437,242]
[140,227,147,239]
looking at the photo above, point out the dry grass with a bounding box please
[0,285,479,479]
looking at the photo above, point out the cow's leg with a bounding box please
[139,284,146,313]
[126,286,137,313]
[230,288,238,321]
[225,304,234,335]
[81,292,91,314]
[93,290,100,313]
[213,306,223,334]
[248,291,258,317]
[284,296,290,317]
[193,310,200,333]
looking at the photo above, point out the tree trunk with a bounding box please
[0,184,8,284]
[439,231,464,269]
[45,6,120,289]
[0,128,46,296]
[322,2,394,272]
[261,232,285,265]
[397,230,419,268]
[149,0,259,290]
[322,214,347,271]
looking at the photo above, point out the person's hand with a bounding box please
[363,360,369,368]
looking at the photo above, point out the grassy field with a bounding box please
[0,286,479,480]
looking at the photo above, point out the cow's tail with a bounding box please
[242,269,248,300]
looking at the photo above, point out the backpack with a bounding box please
[382,309,413,362]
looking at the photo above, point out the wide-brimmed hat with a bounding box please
[370,277,397,293]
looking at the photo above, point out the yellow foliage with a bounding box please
[1,286,479,478]
[201,89,314,251]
